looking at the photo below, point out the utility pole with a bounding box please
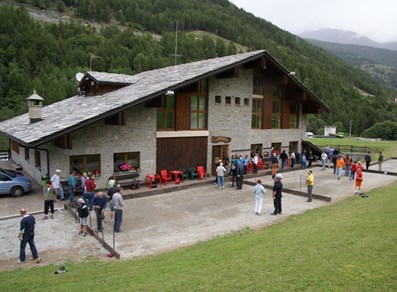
[169,21,182,65]
[349,120,352,137]
[89,54,101,71]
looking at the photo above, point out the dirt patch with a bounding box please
[0,210,109,272]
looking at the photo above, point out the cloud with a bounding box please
[232,0,397,43]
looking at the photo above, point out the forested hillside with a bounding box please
[306,39,397,89]
[1,0,397,138]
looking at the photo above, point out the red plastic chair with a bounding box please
[258,160,265,170]
[160,170,172,185]
[246,162,254,174]
[197,166,208,180]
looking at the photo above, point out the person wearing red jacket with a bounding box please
[350,161,357,181]
[355,168,363,194]
[83,174,96,210]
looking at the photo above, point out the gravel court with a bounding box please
[104,185,329,258]
[1,159,396,271]
[0,209,107,272]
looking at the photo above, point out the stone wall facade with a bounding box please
[206,66,305,168]
[12,104,157,188]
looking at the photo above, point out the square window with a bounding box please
[244,98,250,106]
[235,97,241,105]
[70,154,100,174]
[215,95,221,104]
[225,96,231,105]
[114,152,140,172]
[190,94,207,130]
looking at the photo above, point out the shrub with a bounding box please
[361,121,397,140]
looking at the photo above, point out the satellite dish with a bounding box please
[75,72,84,82]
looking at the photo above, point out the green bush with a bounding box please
[361,121,397,140]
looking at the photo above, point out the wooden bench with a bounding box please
[114,172,142,190]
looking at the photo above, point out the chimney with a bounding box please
[27,90,44,124]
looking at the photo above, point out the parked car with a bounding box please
[0,168,24,177]
[0,169,31,197]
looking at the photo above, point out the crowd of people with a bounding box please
[39,169,125,238]
[212,145,386,216]
[237,145,387,216]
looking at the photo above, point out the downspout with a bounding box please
[8,138,11,159]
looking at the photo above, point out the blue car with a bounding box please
[0,169,31,197]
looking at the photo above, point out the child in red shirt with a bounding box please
[355,168,363,194]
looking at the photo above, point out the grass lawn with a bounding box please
[309,137,397,159]
[1,182,396,291]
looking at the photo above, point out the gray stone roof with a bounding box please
[0,50,269,147]
[87,71,140,85]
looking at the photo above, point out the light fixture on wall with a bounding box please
[165,90,175,96]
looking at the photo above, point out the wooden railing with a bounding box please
[315,145,377,154]
[0,150,11,160]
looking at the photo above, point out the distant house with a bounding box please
[324,126,336,136]
[0,50,330,188]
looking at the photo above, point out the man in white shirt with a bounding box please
[253,153,259,174]
[321,151,328,170]
[111,187,124,232]
[51,169,64,200]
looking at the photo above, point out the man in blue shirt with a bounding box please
[18,208,41,264]
[235,156,245,190]
[92,191,107,232]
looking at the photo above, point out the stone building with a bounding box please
[0,50,330,188]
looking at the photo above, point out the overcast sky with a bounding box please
[231,0,397,43]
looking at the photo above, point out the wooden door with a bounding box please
[212,145,229,175]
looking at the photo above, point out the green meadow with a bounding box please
[309,137,397,158]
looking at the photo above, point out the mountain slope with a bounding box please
[306,39,397,89]
[300,28,397,51]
